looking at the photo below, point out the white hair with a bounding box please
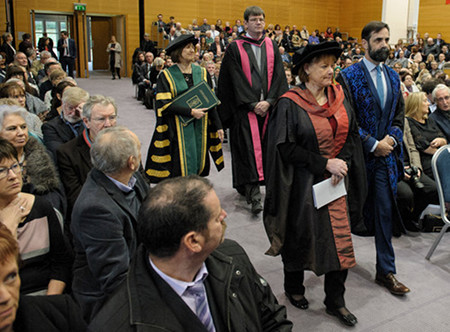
[432,84,450,100]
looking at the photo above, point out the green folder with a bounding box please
[171,80,220,111]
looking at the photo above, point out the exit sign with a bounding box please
[74,3,86,11]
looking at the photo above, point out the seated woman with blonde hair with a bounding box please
[405,92,447,179]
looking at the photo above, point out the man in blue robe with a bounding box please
[337,21,410,296]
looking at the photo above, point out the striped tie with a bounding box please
[186,283,215,332]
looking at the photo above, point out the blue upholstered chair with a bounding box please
[426,144,450,260]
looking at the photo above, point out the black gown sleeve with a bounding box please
[278,142,328,175]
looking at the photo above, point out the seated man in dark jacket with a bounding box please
[88,176,292,332]
[137,52,154,101]
[56,95,117,223]
[42,86,89,160]
[71,126,149,323]
[430,84,450,140]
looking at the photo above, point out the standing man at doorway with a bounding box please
[217,6,287,215]
[337,21,410,296]
[58,30,77,78]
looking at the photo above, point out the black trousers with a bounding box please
[61,56,75,78]
[138,81,150,100]
[284,268,348,309]
[111,67,121,78]
[397,172,439,227]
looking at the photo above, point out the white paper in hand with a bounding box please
[312,177,347,209]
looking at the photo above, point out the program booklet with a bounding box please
[312,177,347,209]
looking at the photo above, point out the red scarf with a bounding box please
[283,84,349,158]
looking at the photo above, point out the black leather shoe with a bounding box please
[326,307,357,327]
[251,200,263,214]
[376,273,410,295]
[285,292,309,310]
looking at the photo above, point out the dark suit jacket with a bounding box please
[56,134,150,219]
[39,80,53,101]
[0,42,16,64]
[430,108,450,141]
[139,62,152,81]
[140,40,156,57]
[14,295,87,332]
[88,241,292,332]
[156,20,166,33]
[208,42,225,55]
[71,168,149,322]
[57,38,77,59]
[18,40,33,53]
[42,116,84,161]
[56,134,92,220]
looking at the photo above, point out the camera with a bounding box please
[404,165,425,189]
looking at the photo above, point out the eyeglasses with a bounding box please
[0,163,23,180]
[91,115,117,123]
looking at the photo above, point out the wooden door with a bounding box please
[91,17,112,70]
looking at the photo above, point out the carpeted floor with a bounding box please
[78,71,450,332]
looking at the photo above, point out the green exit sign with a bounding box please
[74,3,86,11]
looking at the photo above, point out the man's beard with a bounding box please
[368,43,390,62]
[64,115,81,124]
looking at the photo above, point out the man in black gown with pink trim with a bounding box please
[217,6,287,214]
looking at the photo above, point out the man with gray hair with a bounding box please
[140,33,156,57]
[56,95,118,221]
[430,84,450,140]
[42,86,89,160]
[38,58,61,96]
[31,50,51,79]
[423,37,440,57]
[71,126,149,322]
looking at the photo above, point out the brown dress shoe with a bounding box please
[375,273,410,295]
